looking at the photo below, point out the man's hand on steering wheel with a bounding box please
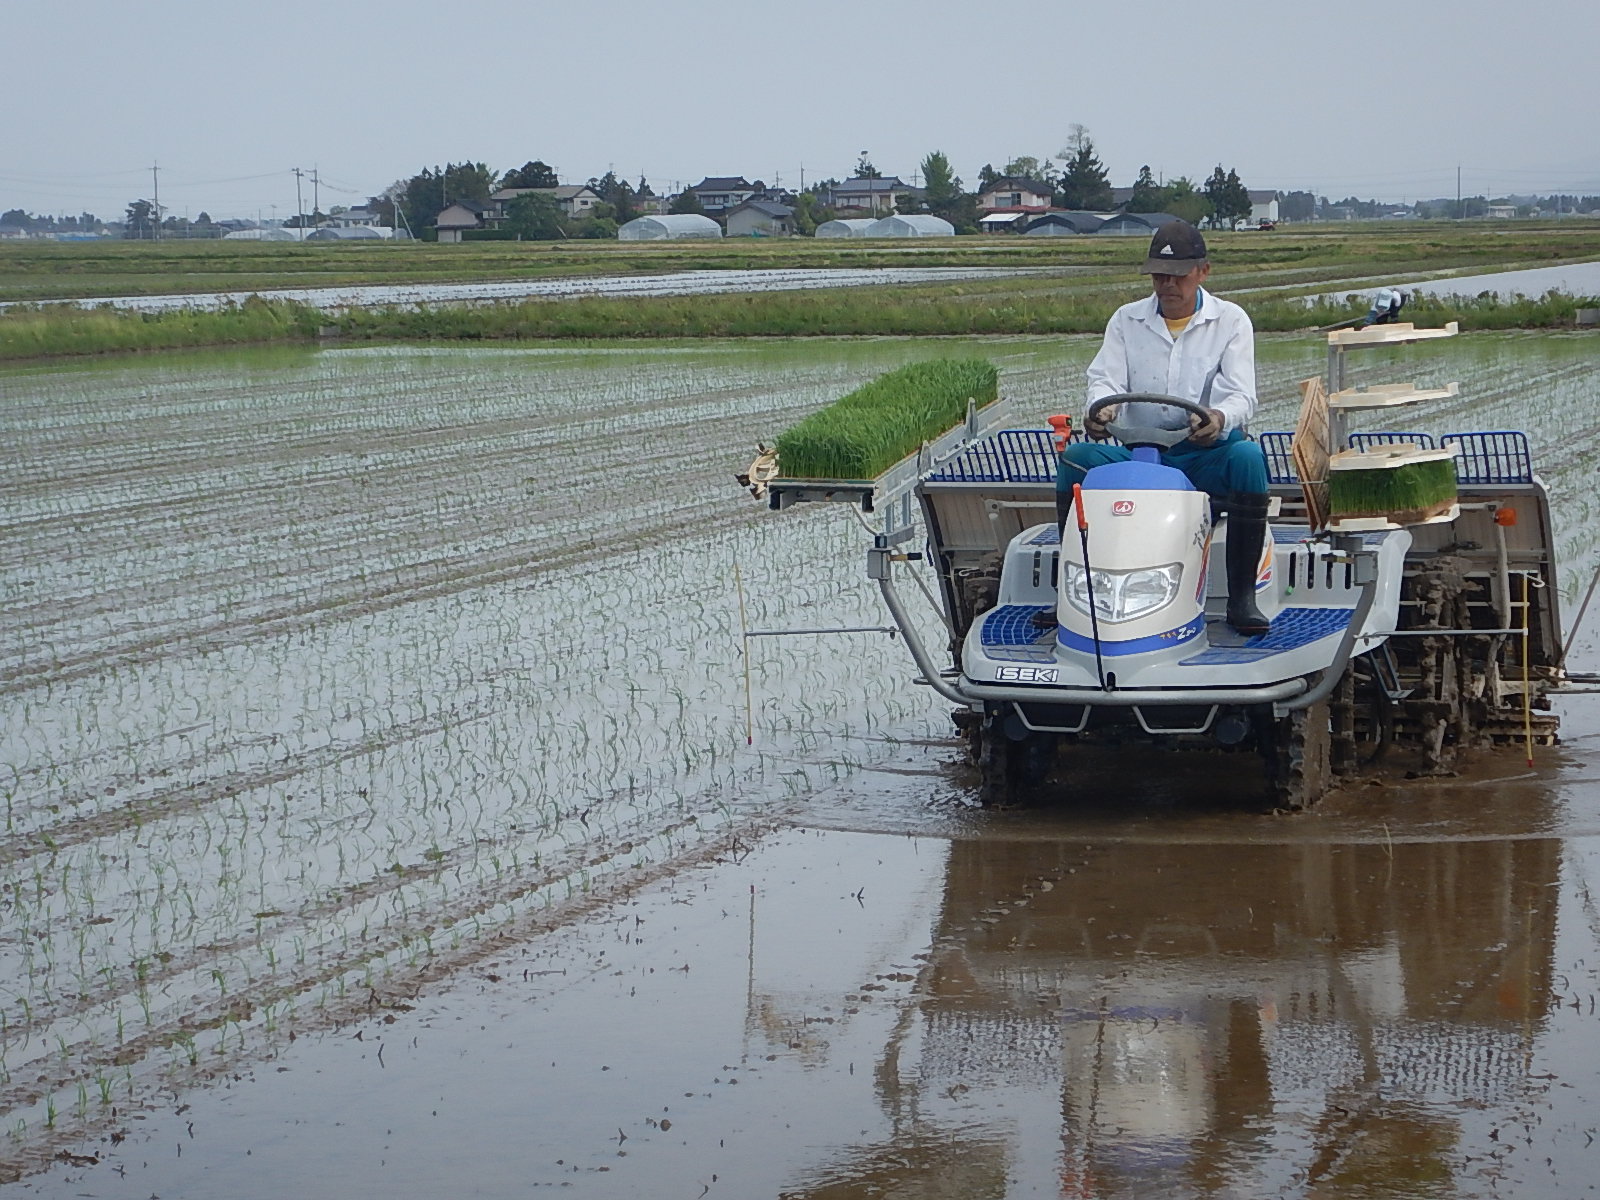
[1187,407,1226,447]
[1089,394,1212,451]
[1085,404,1119,441]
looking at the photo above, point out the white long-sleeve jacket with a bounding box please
[1085,288,1258,435]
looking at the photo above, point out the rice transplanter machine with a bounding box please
[753,323,1574,808]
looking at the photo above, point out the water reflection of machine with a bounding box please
[781,830,1558,1198]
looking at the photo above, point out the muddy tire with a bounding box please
[977,719,1054,807]
[977,726,1020,807]
[1264,699,1333,811]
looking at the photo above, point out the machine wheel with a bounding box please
[978,726,1022,807]
[976,714,1055,806]
[1263,698,1333,811]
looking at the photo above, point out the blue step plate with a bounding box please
[979,604,1057,662]
[1179,607,1354,666]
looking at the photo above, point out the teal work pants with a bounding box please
[1055,429,1270,500]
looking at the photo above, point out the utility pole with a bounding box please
[311,167,320,220]
[151,162,160,241]
[293,167,305,237]
[1457,164,1462,221]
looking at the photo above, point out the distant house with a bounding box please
[686,177,757,216]
[436,198,497,242]
[1095,211,1178,235]
[491,186,601,221]
[1248,190,1279,224]
[1486,205,1517,219]
[435,186,602,241]
[815,218,875,239]
[1024,211,1106,236]
[823,177,921,214]
[725,199,794,237]
[977,177,1054,213]
[863,214,953,238]
[328,206,384,228]
[617,214,722,241]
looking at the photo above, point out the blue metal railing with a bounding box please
[932,429,1535,488]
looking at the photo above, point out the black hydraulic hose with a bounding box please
[1073,484,1109,691]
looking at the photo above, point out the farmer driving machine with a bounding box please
[746,324,1568,808]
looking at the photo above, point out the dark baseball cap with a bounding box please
[1139,220,1208,275]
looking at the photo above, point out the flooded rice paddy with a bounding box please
[4,331,1600,1196]
[1407,259,1600,302]
[9,266,1058,315]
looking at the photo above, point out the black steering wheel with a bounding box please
[1088,392,1210,451]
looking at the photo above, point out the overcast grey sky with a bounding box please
[5,0,1595,221]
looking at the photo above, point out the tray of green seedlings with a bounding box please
[1327,443,1459,530]
[773,359,999,483]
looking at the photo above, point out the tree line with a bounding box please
[14,124,1596,239]
[907,126,1258,230]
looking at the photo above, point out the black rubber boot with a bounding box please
[1224,491,1272,636]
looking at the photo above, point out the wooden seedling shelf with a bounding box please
[1326,320,1459,347]
[1328,445,1456,471]
[1329,381,1461,410]
[1328,505,1461,532]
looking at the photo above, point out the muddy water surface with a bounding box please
[19,715,1600,1200]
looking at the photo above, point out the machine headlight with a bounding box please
[1061,563,1182,623]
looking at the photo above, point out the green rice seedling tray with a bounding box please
[773,359,999,482]
[1327,445,1459,529]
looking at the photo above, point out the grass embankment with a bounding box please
[0,299,323,359]
[774,359,999,479]
[3,286,1594,363]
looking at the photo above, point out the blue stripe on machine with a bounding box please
[1057,616,1204,657]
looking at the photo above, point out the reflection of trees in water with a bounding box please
[779,832,1558,1198]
